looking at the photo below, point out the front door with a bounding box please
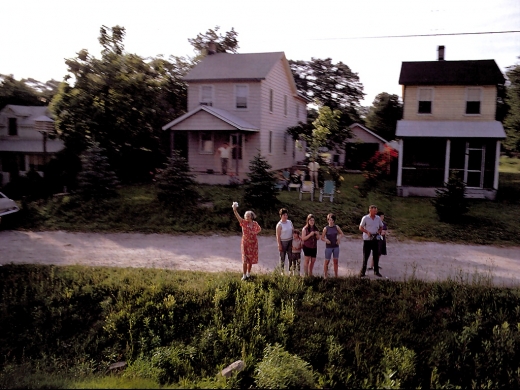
[464,141,485,188]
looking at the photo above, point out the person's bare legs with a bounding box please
[243,262,247,275]
[303,256,310,276]
[323,259,329,279]
[309,257,316,276]
[333,258,338,278]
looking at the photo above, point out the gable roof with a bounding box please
[0,105,52,126]
[396,120,506,138]
[349,123,390,144]
[162,105,259,132]
[185,52,285,81]
[399,60,505,86]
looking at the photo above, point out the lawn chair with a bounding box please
[288,172,303,191]
[319,180,335,202]
[299,180,314,201]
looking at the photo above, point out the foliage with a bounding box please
[3,265,520,388]
[51,25,186,183]
[504,61,520,154]
[188,26,239,55]
[155,151,199,209]
[255,344,315,389]
[76,143,120,200]
[0,74,59,109]
[364,92,403,141]
[360,145,398,194]
[431,172,469,222]
[244,153,278,211]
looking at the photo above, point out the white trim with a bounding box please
[397,139,403,186]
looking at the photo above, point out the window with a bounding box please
[284,95,287,116]
[28,155,45,171]
[269,89,273,113]
[466,87,481,115]
[235,85,248,109]
[200,85,213,106]
[296,104,300,119]
[269,131,273,153]
[8,118,17,136]
[199,132,213,154]
[283,133,287,153]
[418,88,433,114]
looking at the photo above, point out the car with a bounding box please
[0,192,20,217]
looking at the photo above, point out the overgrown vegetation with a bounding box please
[2,264,520,388]
[431,171,469,222]
[243,153,278,212]
[2,159,520,246]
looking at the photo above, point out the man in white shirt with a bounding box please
[217,143,233,175]
[308,158,319,188]
[359,204,384,277]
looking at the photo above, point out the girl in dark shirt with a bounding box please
[302,214,320,276]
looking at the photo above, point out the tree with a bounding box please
[0,74,43,109]
[431,172,469,222]
[365,92,403,141]
[503,61,520,154]
[188,26,239,55]
[51,25,187,182]
[244,153,278,211]
[289,58,365,125]
[155,151,199,209]
[76,143,120,200]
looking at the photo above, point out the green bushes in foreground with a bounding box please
[2,264,520,388]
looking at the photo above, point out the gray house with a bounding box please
[395,47,506,199]
[0,105,64,185]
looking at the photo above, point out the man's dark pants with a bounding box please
[361,239,380,275]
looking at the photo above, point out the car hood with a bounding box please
[0,198,20,216]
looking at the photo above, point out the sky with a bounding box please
[1,0,519,106]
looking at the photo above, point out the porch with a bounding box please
[193,171,246,185]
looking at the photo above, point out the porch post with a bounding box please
[444,139,451,184]
[493,140,501,190]
[397,139,403,187]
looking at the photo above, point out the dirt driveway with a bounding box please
[1,230,519,286]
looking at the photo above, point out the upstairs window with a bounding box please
[466,87,481,115]
[8,118,17,136]
[296,104,300,119]
[235,85,248,109]
[269,89,273,113]
[418,88,433,114]
[200,85,213,106]
[284,95,288,116]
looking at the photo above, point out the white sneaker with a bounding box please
[242,275,247,280]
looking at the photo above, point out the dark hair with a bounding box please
[327,213,336,222]
[377,211,385,216]
[279,208,289,217]
[293,229,301,235]
[369,205,378,210]
[304,214,317,231]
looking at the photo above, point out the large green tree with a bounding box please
[365,92,403,141]
[51,25,187,182]
[504,61,520,154]
[188,26,239,55]
[1,75,60,109]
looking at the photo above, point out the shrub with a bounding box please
[76,143,120,200]
[255,344,315,389]
[431,172,469,222]
[244,153,278,211]
[155,151,199,209]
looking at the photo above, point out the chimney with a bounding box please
[207,41,217,55]
[437,45,445,61]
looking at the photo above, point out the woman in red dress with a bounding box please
[233,203,262,280]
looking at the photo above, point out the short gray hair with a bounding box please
[244,210,256,219]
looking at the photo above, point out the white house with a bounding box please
[0,105,64,185]
[162,51,308,184]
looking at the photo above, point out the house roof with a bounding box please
[396,120,506,139]
[399,60,505,86]
[185,52,285,81]
[349,123,390,144]
[162,105,260,132]
[0,105,53,127]
[0,139,64,153]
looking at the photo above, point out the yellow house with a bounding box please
[396,46,506,199]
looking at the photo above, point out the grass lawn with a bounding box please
[4,158,519,246]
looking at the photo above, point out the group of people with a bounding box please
[232,203,388,280]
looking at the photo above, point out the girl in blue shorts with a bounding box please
[321,213,344,279]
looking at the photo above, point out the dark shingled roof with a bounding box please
[399,60,505,86]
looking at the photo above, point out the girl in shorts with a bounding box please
[321,213,344,279]
[290,229,302,276]
[302,214,320,276]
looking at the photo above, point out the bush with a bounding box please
[155,151,199,209]
[243,153,278,211]
[431,172,469,222]
[255,344,315,389]
[76,143,120,200]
